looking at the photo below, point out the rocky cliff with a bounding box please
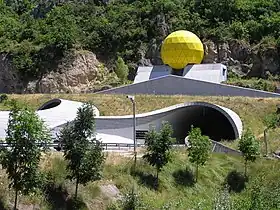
[0,54,25,93]
[203,39,280,78]
[0,40,279,94]
[142,39,280,79]
[0,50,119,94]
[27,50,119,94]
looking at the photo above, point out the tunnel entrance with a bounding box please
[38,99,62,110]
[169,105,237,143]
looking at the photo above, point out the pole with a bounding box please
[264,129,268,156]
[133,100,137,172]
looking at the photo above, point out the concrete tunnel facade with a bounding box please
[95,102,243,143]
[0,99,242,144]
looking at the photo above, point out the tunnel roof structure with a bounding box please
[97,101,242,140]
[0,99,242,142]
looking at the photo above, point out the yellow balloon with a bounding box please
[161,30,204,70]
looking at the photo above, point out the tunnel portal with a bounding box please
[168,105,238,142]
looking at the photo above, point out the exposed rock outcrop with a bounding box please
[0,54,25,93]
[141,38,280,79]
[203,39,280,78]
[1,38,279,94]
[26,50,118,93]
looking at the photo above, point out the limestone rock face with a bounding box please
[141,38,280,79]
[0,54,24,93]
[202,39,280,78]
[27,50,115,93]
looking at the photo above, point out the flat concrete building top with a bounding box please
[134,63,227,84]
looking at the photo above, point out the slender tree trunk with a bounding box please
[217,42,221,62]
[244,160,247,177]
[75,175,79,199]
[156,168,159,189]
[14,164,18,210]
[14,189,18,210]
[196,163,198,182]
[264,129,268,156]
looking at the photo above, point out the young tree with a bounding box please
[263,112,280,156]
[115,56,129,82]
[0,103,50,210]
[188,127,212,182]
[143,122,174,187]
[238,129,260,177]
[59,102,105,199]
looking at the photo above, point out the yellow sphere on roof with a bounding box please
[161,30,204,70]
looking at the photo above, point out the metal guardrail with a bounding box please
[0,142,186,150]
[0,141,241,155]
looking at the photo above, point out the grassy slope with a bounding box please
[1,150,279,210]
[0,94,280,209]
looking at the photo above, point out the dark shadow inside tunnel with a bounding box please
[168,105,237,143]
[38,99,62,110]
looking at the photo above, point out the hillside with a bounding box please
[0,150,280,209]
[0,0,280,93]
[0,94,279,209]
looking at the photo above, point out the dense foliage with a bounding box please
[1,0,280,79]
[0,102,50,209]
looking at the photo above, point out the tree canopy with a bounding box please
[0,103,50,209]
[143,121,174,187]
[1,0,280,78]
[238,129,260,176]
[59,102,105,199]
[187,127,212,182]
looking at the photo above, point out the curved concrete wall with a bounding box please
[0,99,242,144]
[0,99,99,139]
[95,101,242,142]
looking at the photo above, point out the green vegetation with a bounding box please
[59,102,105,199]
[263,110,280,155]
[143,122,174,188]
[226,77,278,92]
[0,95,279,208]
[188,127,212,182]
[0,150,278,209]
[1,0,280,80]
[0,102,50,209]
[115,56,129,82]
[238,129,260,176]
[0,94,8,103]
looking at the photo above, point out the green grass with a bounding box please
[0,150,279,209]
[0,93,280,209]
[104,150,278,210]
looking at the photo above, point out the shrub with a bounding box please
[226,170,247,193]
[122,190,141,210]
[0,94,8,103]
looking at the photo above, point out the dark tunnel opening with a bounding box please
[38,99,62,110]
[169,105,237,143]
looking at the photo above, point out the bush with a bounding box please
[226,78,276,92]
[0,94,8,103]
[226,170,247,193]
[122,190,141,210]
